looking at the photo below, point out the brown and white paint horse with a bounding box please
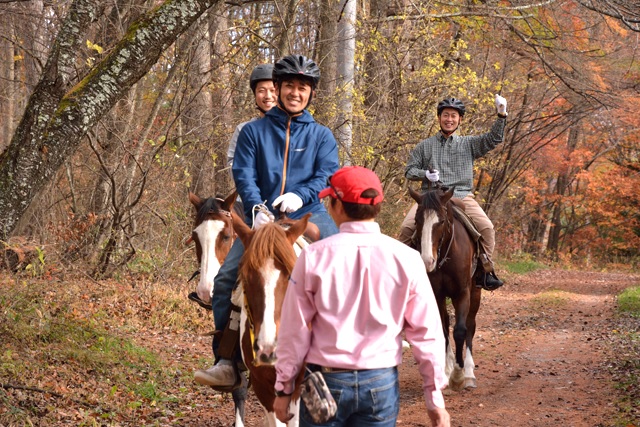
[188,191,237,306]
[229,213,311,427]
[189,191,252,420]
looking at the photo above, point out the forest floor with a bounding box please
[1,268,639,426]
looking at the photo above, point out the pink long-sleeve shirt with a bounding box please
[275,221,447,410]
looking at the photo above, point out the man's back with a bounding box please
[280,221,435,370]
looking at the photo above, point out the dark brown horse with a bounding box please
[409,186,482,390]
[229,212,311,427]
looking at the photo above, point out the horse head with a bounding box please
[232,212,310,366]
[409,186,455,272]
[189,191,237,304]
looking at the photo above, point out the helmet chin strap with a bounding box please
[440,125,458,137]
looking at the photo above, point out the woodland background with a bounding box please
[0,0,639,278]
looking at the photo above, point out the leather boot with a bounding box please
[476,271,504,291]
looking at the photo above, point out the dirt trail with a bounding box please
[397,270,637,427]
[184,269,637,426]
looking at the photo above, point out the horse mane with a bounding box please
[195,195,245,225]
[195,197,221,224]
[240,223,298,278]
[419,188,447,215]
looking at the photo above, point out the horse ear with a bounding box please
[442,187,455,203]
[222,191,237,211]
[408,187,422,204]
[285,213,311,245]
[231,212,253,247]
[189,191,203,210]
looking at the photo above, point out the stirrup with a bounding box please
[476,271,504,291]
[188,292,212,310]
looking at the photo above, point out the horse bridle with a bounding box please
[188,200,233,281]
[417,203,455,270]
[436,214,455,269]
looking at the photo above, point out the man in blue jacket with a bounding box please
[194,54,339,389]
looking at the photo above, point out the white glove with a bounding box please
[495,94,507,116]
[253,211,273,229]
[273,193,303,213]
[425,169,440,182]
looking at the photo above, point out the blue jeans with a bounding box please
[211,211,338,360]
[301,366,399,427]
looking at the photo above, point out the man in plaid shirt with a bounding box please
[400,95,507,291]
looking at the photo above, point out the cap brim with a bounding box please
[318,187,333,199]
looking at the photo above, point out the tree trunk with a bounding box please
[316,0,337,97]
[335,0,356,164]
[0,0,222,241]
[274,0,298,56]
[0,11,15,154]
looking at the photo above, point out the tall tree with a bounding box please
[335,0,356,163]
[0,0,221,241]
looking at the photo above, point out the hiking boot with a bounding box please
[476,271,504,291]
[194,359,237,387]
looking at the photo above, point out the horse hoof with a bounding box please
[464,378,477,389]
[449,379,464,391]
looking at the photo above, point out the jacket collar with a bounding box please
[267,106,315,124]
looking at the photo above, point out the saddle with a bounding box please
[450,202,493,273]
[450,201,482,243]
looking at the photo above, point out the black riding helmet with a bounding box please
[437,98,466,116]
[272,54,321,89]
[249,64,274,93]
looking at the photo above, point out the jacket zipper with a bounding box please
[280,116,291,196]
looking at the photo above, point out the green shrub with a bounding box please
[618,286,640,316]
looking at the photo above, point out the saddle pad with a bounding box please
[452,205,482,242]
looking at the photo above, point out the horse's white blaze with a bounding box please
[420,210,439,272]
[194,220,225,303]
[258,258,279,351]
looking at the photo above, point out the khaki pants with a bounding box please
[399,194,496,263]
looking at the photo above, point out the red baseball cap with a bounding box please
[318,166,384,205]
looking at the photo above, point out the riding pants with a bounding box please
[398,194,496,262]
[211,211,339,361]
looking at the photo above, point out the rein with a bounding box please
[437,220,455,269]
[243,292,258,364]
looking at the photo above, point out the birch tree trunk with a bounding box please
[0,0,222,241]
[336,0,355,163]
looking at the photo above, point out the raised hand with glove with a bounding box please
[495,94,508,117]
[273,192,303,213]
[425,169,440,183]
